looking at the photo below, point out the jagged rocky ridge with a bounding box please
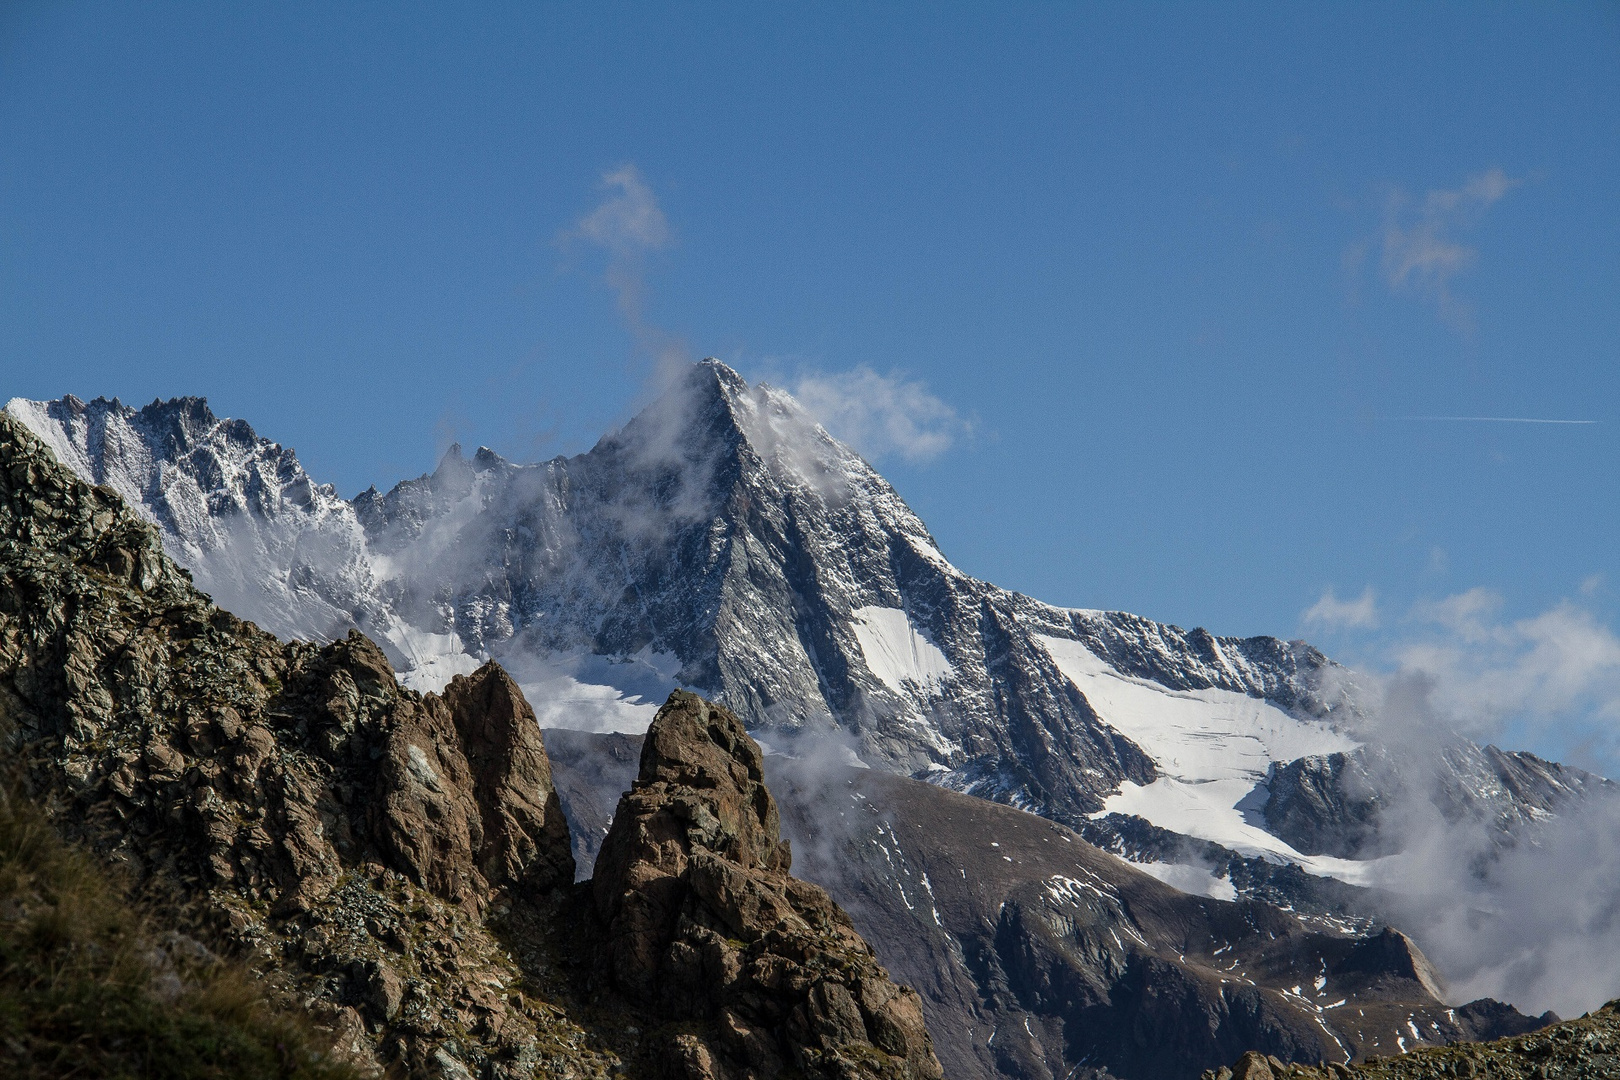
[549,730,1550,1080]
[0,409,941,1080]
[8,364,1604,914]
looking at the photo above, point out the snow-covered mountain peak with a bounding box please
[4,393,344,534]
[11,362,1597,910]
[4,393,371,643]
[591,358,890,510]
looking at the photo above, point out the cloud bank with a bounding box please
[1309,585,1620,1016]
[1397,589,1620,765]
[1380,777,1620,1020]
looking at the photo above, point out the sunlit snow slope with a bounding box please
[1036,634,1389,883]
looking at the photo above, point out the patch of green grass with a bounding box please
[0,786,364,1080]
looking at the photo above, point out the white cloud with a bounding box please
[1332,588,1620,1015]
[568,164,670,260]
[1408,585,1502,640]
[1375,166,1521,331]
[1395,592,1620,738]
[787,366,972,464]
[1301,585,1378,630]
[1379,775,1620,1019]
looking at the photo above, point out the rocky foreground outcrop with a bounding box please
[0,409,941,1080]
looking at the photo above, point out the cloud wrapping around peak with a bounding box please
[1376,166,1521,331]
[1302,585,1378,630]
[787,366,972,464]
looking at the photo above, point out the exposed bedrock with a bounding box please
[593,690,943,1080]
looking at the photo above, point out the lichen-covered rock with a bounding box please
[594,690,943,1080]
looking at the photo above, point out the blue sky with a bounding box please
[3,3,1617,769]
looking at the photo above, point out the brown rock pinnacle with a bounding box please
[593,689,943,1080]
[371,649,576,906]
[443,661,575,894]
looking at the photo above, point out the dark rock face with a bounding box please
[1264,754,1385,859]
[1260,744,1605,866]
[593,691,943,1080]
[771,762,1543,1080]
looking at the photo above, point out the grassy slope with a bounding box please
[0,782,363,1080]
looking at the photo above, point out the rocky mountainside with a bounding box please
[546,731,1550,1080]
[1203,1000,1620,1080]
[9,364,1603,915]
[0,409,940,1080]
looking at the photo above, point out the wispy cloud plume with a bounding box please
[561,165,688,381]
[1371,167,1522,331]
[787,366,973,464]
[1302,586,1379,631]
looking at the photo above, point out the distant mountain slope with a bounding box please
[7,363,1604,907]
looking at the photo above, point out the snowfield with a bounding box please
[1036,633,1387,884]
[853,606,955,694]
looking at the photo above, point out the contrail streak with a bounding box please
[1401,416,1598,425]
